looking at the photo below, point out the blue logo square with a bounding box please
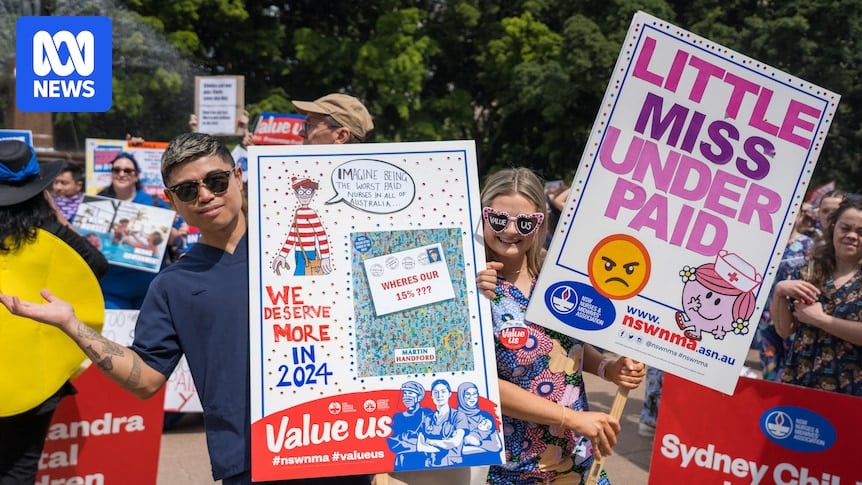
[16,16,112,112]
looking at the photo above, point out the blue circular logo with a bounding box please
[549,285,578,314]
[762,410,793,439]
[353,235,372,253]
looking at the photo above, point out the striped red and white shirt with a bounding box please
[279,206,330,257]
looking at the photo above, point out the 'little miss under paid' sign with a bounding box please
[528,11,839,395]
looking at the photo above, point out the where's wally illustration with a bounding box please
[271,176,332,276]
[526,11,840,395]
[246,141,504,480]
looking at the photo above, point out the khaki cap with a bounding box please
[292,93,374,141]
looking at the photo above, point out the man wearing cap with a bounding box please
[388,381,434,471]
[292,93,374,145]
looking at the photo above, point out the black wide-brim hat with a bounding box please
[0,139,63,207]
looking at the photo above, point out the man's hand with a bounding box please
[0,289,76,332]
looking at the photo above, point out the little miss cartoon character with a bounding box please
[675,251,761,341]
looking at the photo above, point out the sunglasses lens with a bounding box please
[485,210,510,233]
[515,216,540,236]
[204,173,230,194]
[170,171,232,202]
[174,183,199,202]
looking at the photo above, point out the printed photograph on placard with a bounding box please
[72,195,176,273]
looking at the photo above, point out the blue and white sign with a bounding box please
[16,16,112,112]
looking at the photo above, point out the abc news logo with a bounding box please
[16,16,112,112]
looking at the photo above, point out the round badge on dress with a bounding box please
[498,315,529,350]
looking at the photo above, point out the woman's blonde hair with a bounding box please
[480,167,547,278]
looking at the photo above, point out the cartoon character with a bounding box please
[416,379,469,467]
[271,177,332,276]
[457,382,502,465]
[675,251,760,341]
[388,381,434,470]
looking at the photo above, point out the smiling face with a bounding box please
[483,194,542,266]
[462,386,479,408]
[52,171,82,197]
[110,157,139,192]
[832,208,862,265]
[295,185,316,205]
[681,279,736,325]
[588,234,651,299]
[163,155,244,243]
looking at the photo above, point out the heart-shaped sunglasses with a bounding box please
[482,207,545,236]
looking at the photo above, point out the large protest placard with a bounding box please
[525,11,840,394]
[72,195,175,273]
[84,138,169,197]
[649,374,862,484]
[247,141,504,481]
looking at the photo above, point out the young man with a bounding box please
[0,133,368,485]
[51,160,85,221]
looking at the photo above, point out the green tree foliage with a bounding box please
[672,0,862,192]
[2,0,857,191]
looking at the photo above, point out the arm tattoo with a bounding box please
[78,322,141,390]
[124,354,143,388]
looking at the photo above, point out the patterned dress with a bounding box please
[487,276,609,485]
[778,269,862,395]
[755,235,814,380]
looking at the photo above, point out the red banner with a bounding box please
[36,366,164,484]
[649,374,862,484]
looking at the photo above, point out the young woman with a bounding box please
[773,196,862,395]
[476,168,645,484]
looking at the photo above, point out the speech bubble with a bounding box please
[325,159,415,213]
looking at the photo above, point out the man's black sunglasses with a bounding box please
[166,169,235,202]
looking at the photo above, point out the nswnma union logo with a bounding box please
[16,16,112,112]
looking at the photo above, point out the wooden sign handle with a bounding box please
[585,386,630,485]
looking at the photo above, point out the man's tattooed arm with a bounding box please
[72,318,163,397]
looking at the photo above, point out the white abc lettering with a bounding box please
[32,30,95,77]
